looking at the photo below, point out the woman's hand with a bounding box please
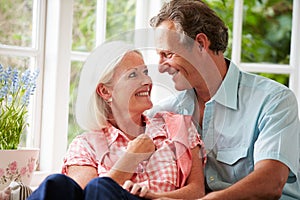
[122,180,149,197]
[108,134,155,184]
[127,134,155,155]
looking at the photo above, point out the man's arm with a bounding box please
[201,159,289,200]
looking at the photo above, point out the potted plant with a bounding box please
[0,64,40,190]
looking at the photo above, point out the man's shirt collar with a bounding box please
[211,60,239,110]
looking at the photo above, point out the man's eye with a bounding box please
[166,52,174,58]
[161,52,174,58]
[128,72,137,78]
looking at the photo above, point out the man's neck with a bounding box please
[194,54,228,103]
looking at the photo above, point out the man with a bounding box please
[149,0,300,199]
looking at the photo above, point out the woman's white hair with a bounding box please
[75,41,136,131]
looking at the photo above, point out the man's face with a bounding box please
[154,20,201,91]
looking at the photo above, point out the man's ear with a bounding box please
[96,83,111,101]
[195,33,209,50]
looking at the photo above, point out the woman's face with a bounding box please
[110,51,153,116]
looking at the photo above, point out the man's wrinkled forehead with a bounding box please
[154,28,198,59]
[155,28,183,51]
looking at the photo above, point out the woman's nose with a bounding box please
[141,74,152,85]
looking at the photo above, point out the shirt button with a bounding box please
[209,176,214,181]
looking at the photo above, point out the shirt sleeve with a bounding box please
[62,134,98,174]
[187,117,206,163]
[255,89,300,182]
[159,112,206,163]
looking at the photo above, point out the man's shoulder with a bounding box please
[147,90,195,117]
[239,70,292,96]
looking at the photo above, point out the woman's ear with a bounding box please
[96,83,111,101]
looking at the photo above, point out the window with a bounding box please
[68,0,138,144]
[229,0,299,96]
[0,0,45,149]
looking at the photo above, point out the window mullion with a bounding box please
[40,0,73,172]
[0,45,37,57]
[289,0,300,111]
[28,0,47,149]
[231,0,243,66]
[240,63,292,74]
[96,0,107,46]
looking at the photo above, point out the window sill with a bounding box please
[30,171,53,189]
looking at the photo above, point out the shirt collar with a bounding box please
[210,60,239,110]
[177,89,197,115]
[104,124,126,146]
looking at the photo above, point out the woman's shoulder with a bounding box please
[72,130,105,140]
[70,130,108,148]
[69,130,109,160]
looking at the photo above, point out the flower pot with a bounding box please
[0,148,39,190]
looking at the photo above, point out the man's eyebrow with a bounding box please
[156,49,172,53]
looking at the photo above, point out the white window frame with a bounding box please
[30,0,300,186]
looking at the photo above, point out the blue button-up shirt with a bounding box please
[148,61,300,199]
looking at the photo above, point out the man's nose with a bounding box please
[158,64,168,73]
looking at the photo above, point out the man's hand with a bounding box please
[123,180,149,197]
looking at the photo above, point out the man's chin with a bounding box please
[173,80,193,91]
[174,84,191,91]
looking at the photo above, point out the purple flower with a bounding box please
[0,64,39,150]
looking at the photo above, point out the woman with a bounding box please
[28,41,205,200]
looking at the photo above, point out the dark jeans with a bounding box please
[27,174,147,200]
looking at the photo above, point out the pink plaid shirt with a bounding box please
[63,112,205,193]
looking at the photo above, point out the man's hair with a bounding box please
[150,0,228,53]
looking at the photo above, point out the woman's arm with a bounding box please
[136,146,205,199]
[67,134,155,189]
[67,165,98,189]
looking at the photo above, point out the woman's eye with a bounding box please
[143,69,148,75]
[128,72,137,78]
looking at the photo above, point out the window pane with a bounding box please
[0,0,33,47]
[204,0,234,58]
[68,61,83,144]
[0,55,37,148]
[0,55,32,70]
[106,0,136,40]
[72,0,97,52]
[69,0,137,144]
[242,0,292,64]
